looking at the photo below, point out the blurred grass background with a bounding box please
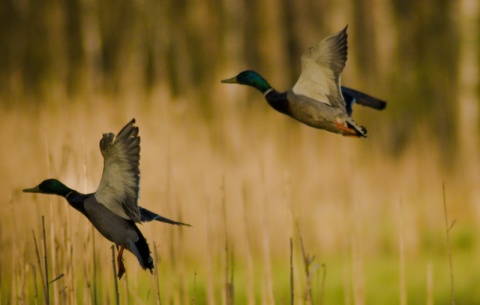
[2,0,480,304]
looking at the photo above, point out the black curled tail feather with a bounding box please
[135,235,154,271]
[128,224,154,272]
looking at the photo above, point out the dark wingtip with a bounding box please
[363,98,387,111]
[139,207,191,227]
[376,100,387,110]
[341,86,387,112]
[176,221,192,227]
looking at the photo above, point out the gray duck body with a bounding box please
[265,89,365,136]
[285,90,352,134]
[84,195,140,245]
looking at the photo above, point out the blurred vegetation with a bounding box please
[1,0,480,304]
[0,0,476,158]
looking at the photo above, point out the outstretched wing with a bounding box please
[292,26,348,112]
[95,119,141,223]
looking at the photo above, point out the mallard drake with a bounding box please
[221,26,386,137]
[23,119,190,279]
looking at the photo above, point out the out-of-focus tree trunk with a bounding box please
[80,0,102,95]
[352,0,379,84]
[386,0,459,159]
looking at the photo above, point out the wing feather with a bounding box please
[95,119,142,222]
[292,26,348,112]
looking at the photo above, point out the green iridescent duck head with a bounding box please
[23,179,71,196]
[221,70,272,94]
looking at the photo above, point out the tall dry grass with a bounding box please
[2,86,480,304]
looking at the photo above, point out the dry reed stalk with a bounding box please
[82,137,97,305]
[261,229,275,305]
[343,237,352,305]
[221,178,235,305]
[228,251,235,305]
[153,242,162,305]
[42,136,52,305]
[191,270,197,305]
[161,148,173,305]
[84,226,95,304]
[43,133,59,304]
[17,243,27,304]
[283,173,294,242]
[205,192,215,305]
[241,184,255,305]
[351,198,365,305]
[289,238,294,305]
[298,231,314,304]
[260,167,275,305]
[222,178,228,305]
[11,204,20,305]
[318,264,326,305]
[426,262,433,305]
[42,216,50,305]
[398,200,406,305]
[174,191,189,305]
[111,245,120,305]
[122,269,131,305]
[32,229,46,304]
[442,183,456,305]
[296,223,324,305]
[284,175,295,305]
[29,263,39,305]
[296,218,327,304]
[31,216,64,304]
[92,227,98,305]
[63,195,73,305]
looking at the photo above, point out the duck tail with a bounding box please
[346,119,368,138]
[127,225,154,272]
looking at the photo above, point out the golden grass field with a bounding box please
[2,87,480,304]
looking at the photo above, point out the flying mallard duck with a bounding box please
[221,26,386,137]
[23,119,190,279]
